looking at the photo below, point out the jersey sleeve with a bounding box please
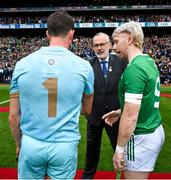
[123,64,148,104]
[84,64,94,95]
[10,60,26,96]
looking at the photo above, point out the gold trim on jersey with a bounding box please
[83,93,94,98]
[10,92,19,98]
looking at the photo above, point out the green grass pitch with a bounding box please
[0,85,171,172]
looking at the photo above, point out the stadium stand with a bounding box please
[0,14,170,24]
[0,0,170,84]
[1,0,171,7]
[0,35,170,84]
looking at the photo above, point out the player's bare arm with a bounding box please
[81,93,94,115]
[102,109,121,126]
[8,94,21,158]
[113,102,140,170]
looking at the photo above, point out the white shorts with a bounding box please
[124,124,165,172]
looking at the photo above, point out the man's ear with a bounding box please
[68,29,75,40]
[128,35,133,45]
[46,30,50,40]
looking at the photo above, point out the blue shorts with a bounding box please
[18,134,78,179]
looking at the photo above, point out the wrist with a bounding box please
[115,145,125,153]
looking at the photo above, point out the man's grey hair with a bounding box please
[93,32,110,42]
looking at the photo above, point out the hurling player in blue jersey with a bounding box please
[9,11,94,179]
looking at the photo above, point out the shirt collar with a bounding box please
[99,55,109,63]
[129,53,143,64]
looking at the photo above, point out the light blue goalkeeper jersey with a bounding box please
[10,46,94,143]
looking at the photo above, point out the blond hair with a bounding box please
[112,21,144,51]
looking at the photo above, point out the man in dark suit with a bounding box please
[82,32,127,179]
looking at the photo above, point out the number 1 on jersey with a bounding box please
[43,78,57,117]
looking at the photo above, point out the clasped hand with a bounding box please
[102,109,121,126]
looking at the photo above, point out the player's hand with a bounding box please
[102,109,121,126]
[113,152,125,171]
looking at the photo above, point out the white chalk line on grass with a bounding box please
[0,99,10,105]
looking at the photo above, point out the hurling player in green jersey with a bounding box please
[102,21,165,179]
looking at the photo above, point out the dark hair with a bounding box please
[47,11,74,37]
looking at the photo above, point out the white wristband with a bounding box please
[115,145,125,153]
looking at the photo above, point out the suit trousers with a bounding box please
[82,119,119,179]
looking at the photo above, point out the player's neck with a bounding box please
[49,37,70,49]
[128,46,143,63]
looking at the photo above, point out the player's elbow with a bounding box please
[121,117,137,138]
[9,113,15,124]
[85,107,92,115]
[81,94,93,115]
[82,106,92,115]
[8,113,20,127]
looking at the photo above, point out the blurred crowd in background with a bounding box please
[1,0,171,7]
[0,14,170,24]
[0,35,170,84]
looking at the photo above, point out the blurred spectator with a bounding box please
[1,0,171,8]
[0,14,170,24]
[0,35,170,84]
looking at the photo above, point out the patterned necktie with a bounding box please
[101,61,108,78]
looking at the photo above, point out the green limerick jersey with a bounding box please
[119,54,161,135]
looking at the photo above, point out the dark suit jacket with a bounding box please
[87,54,127,126]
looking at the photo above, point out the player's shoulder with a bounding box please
[132,55,153,73]
[125,55,150,77]
[68,50,91,66]
[15,49,42,72]
[18,48,41,63]
[132,54,150,65]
